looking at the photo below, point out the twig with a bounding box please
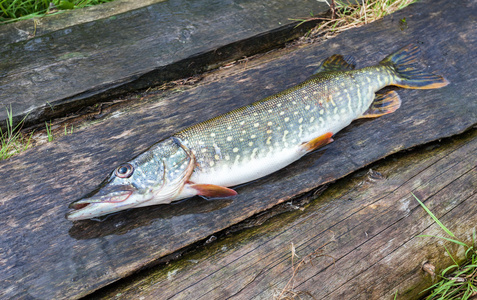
[276,241,334,299]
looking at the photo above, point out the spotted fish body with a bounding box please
[178,62,394,188]
[66,44,449,220]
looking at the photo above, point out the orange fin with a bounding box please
[380,44,450,89]
[301,132,334,152]
[189,184,238,198]
[359,90,401,119]
[314,55,356,74]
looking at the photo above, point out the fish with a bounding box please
[66,44,449,221]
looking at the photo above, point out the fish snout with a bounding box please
[65,187,137,221]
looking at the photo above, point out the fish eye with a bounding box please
[115,163,134,178]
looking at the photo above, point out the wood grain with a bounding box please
[0,0,475,298]
[93,130,476,300]
[0,0,327,128]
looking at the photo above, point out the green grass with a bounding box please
[0,106,59,160]
[64,124,74,135]
[45,121,53,142]
[0,0,116,24]
[0,106,33,160]
[413,193,477,300]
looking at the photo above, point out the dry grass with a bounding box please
[275,241,334,300]
[292,0,418,40]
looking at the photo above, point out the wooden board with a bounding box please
[0,0,167,45]
[0,0,476,298]
[0,0,327,128]
[91,129,477,300]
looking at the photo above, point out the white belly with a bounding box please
[189,145,304,188]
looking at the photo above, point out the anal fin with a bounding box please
[189,184,237,198]
[300,132,334,153]
[359,90,401,119]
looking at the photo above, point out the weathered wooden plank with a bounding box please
[0,0,167,45]
[0,0,328,128]
[0,0,476,299]
[92,130,476,299]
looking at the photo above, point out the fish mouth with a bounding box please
[66,189,135,221]
[68,190,133,208]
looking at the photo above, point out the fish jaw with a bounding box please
[66,186,156,221]
[66,137,197,221]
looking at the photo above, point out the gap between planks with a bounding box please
[89,129,476,299]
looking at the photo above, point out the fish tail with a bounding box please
[380,44,449,89]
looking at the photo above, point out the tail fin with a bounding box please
[380,44,449,89]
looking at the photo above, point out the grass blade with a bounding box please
[412,192,456,238]
[45,121,53,142]
[417,235,469,248]
[0,106,32,160]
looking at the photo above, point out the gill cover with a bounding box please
[65,138,195,221]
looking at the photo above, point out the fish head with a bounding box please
[66,138,195,221]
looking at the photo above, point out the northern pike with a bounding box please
[66,44,448,221]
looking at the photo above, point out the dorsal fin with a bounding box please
[314,54,356,74]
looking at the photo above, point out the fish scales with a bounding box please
[175,65,396,187]
[66,44,449,220]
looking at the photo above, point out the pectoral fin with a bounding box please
[300,132,334,152]
[359,90,401,118]
[189,184,238,198]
